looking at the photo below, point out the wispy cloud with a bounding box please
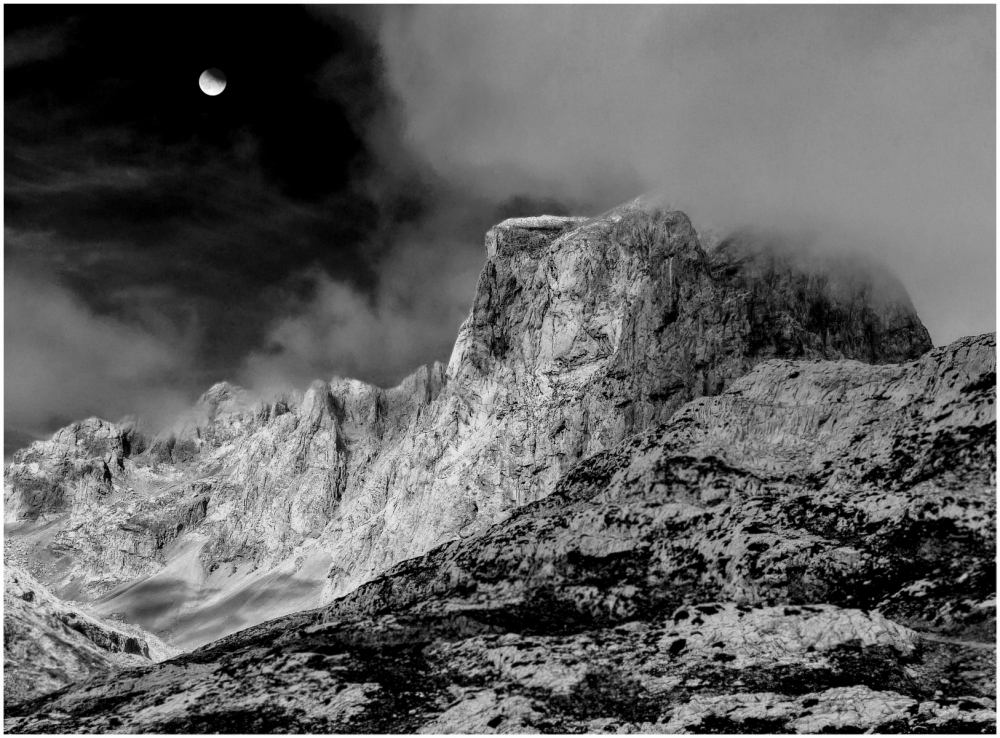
[5,251,200,442]
[241,206,488,392]
[370,5,995,345]
[5,164,153,195]
[4,25,68,68]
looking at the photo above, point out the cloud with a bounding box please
[4,25,68,68]
[4,263,199,451]
[370,6,995,345]
[245,5,995,396]
[241,213,486,392]
[5,164,153,196]
[238,173,610,394]
[5,7,993,452]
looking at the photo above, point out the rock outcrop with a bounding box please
[3,365,448,630]
[4,201,934,653]
[3,564,178,709]
[5,333,993,734]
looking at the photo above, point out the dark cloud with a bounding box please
[242,197,492,392]
[4,6,430,434]
[5,6,994,454]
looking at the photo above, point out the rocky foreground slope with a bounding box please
[4,200,933,652]
[5,333,994,734]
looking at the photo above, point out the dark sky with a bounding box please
[4,5,995,455]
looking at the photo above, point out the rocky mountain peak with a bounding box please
[452,206,710,385]
[195,381,264,430]
[48,418,123,460]
[485,214,586,260]
[197,380,241,405]
[707,229,932,365]
[300,379,336,423]
[391,360,447,401]
[8,328,992,734]
[4,197,939,651]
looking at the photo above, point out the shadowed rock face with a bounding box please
[4,200,934,652]
[4,333,993,734]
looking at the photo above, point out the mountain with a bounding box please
[4,563,178,708]
[4,200,934,656]
[5,332,993,734]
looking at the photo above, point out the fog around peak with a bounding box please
[4,5,993,454]
[366,5,993,339]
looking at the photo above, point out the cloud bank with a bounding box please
[366,5,994,345]
[5,6,994,453]
[5,265,197,455]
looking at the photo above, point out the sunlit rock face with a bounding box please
[3,365,449,647]
[4,418,133,524]
[5,333,993,734]
[4,199,934,650]
[314,201,931,602]
[290,334,994,654]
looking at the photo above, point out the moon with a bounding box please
[199,68,226,96]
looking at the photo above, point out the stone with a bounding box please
[3,563,177,709]
[4,329,993,733]
[4,199,934,653]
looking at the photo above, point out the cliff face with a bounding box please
[313,203,931,601]
[4,366,445,576]
[328,332,995,640]
[6,333,992,734]
[3,564,177,709]
[4,200,934,650]
[4,418,132,524]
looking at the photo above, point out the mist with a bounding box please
[368,5,994,345]
[4,266,197,456]
[246,5,993,399]
[241,215,485,392]
[4,5,993,453]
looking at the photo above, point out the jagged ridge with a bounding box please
[5,332,993,734]
[5,200,934,653]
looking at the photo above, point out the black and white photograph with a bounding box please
[3,4,996,734]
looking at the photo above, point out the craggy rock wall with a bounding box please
[5,199,934,644]
[6,333,992,734]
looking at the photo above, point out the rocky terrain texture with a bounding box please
[4,200,934,653]
[4,563,178,708]
[5,332,994,733]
